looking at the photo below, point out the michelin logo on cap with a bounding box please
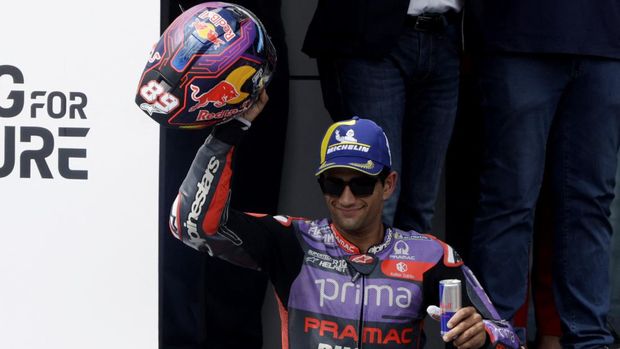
[326,129,371,155]
[316,117,392,176]
[335,129,358,143]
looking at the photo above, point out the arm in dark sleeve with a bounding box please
[422,240,520,349]
[169,117,303,274]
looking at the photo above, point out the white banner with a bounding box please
[0,2,160,348]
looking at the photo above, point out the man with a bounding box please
[169,91,518,349]
[303,0,462,233]
[464,1,620,347]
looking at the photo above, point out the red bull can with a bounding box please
[439,279,462,335]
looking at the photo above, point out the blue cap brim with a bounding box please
[315,156,387,176]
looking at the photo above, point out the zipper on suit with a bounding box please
[357,275,365,349]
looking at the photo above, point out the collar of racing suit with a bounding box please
[329,223,394,256]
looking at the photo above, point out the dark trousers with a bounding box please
[469,53,620,349]
[317,23,460,233]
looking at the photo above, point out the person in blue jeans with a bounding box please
[465,1,620,348]
[303,0,462,233]
[609,155,620,342]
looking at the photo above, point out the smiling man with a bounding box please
[170,92,519,349]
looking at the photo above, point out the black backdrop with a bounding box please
[158,1,289,347]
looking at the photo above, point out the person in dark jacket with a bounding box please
[465,1,620,347]
[303,0,463,234]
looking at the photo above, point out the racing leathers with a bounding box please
[169,118,519,349]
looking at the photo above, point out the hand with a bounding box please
[240,89,268,123]
[442,306,487,349]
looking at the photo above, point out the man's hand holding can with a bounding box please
[439,279,487,349]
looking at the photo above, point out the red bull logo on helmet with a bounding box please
[192,19,225,48]
[189,81,240,111]
[198,10,236,41]
[187,65,257,116]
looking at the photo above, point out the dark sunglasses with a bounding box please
[318,175,379,197]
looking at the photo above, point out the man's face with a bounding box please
[320,168,396,236]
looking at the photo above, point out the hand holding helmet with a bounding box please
[238,89,268,123]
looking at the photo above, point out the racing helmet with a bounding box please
[135,2,276,129]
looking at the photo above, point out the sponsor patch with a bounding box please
[327,143,370,154]
[305,316,416,346]
[349,254,374,265]
[314,278,412,308]
[306,255,348,273]
[389,240,416,261]
[380,261,434,282]
[393,232,432,241]
[367,228,393,254]
[308,223,337,246]
[184,156,219,241]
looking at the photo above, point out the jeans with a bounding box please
[469,53,620,348]
[610,153,620,328]
[317,23,460,233]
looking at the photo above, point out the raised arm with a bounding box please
[169,91,302,272]
[169,115,259,267]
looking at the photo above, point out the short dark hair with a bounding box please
[377,167,391,184]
